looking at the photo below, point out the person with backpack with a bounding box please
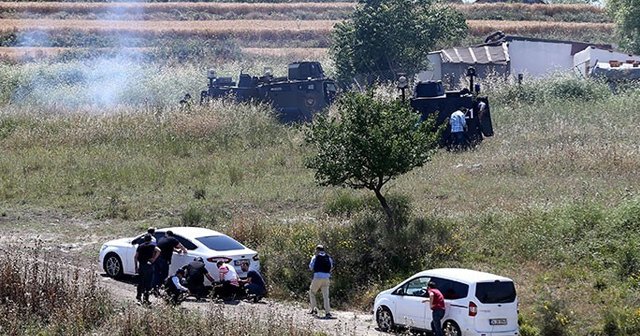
[308,244,333,318]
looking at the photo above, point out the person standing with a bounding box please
[423,281,446,336]
[308,244,333,318]
[134,234,160,304]
[182,257,215,301]
[449,107,467,150]
[154,230,187,290]
[239,261,266,302]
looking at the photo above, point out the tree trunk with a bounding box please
[373,188,394,226]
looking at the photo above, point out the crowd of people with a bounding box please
[133,228,336,321]
[133,228,269,306]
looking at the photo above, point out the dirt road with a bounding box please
[97,274,386,336]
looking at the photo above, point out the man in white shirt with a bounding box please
[216,260,240,300]
[165,269,189,305]
[450,107,467,150]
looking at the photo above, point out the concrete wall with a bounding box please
[574,47,640,76]
[508,40,574,78]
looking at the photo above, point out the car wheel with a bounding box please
[103,253,123,278]
[376,306,395,332]
[443,320,461,336]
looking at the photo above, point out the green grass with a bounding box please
[2,65,640,334]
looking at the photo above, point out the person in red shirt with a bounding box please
[423,281,445,336]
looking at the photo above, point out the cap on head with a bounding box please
[428,281,437,288]
[147,227,156,234]
[143,234,152,242]
[216,260,224,267]
[315,244,325,252]
[241,261,250,267]
[166,230,174,237]
[194,257,204,262]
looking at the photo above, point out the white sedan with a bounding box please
[99,227,260,283]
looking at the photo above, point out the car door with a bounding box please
[125,234,145,274]
[394,276,430,329]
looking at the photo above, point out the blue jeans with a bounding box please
[431,309,445,336]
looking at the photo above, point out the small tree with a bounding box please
[304,90,441,224]
[608,0,640,54]
[330,0,467,84]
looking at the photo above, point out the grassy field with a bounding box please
[2,63,640,334]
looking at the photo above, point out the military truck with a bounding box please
[200,61,338,123]
[410,67,494,148]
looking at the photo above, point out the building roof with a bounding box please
[431,44,509,65]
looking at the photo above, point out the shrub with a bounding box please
[617,244,640,280]
[537,293,573,336]
[323,190,364,217]
[0,248,114,335]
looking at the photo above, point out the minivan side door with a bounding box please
[393,276,431,329]
[426,277,470,332]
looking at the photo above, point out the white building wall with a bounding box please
[508,40,574,78]
[573,47,640,76]
[417,54,442,81]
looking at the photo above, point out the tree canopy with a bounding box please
[608,0,640,54]
[330,0,468,84]
[304,90,441,223]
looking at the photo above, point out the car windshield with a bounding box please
[475,281,516,304]
[196,235,245,251]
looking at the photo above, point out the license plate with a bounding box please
[490,318,507,326]
[234,259,250,266]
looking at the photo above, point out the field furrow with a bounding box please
[0,19,614,35]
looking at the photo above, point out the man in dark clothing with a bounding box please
[153,230,187,290]
[240,261,266,303]
[134,234,160,304]
[181,257,215,301]
[164,269,189,305]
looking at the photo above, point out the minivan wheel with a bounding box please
[443,320,461,336]
[376,306,395,332]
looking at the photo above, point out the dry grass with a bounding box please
[453,3,605,15]
[0,18,613,38]
[0,1,355,15]
[242,47,328,58]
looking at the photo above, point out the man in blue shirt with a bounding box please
[450,107,468,150]
[308,244,334,318]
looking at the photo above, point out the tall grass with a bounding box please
[0,248,114,335]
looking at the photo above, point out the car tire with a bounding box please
[376,306,396,332]
[443,320,461,336]
[103,253,124,278]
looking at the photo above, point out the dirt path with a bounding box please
[97,274,386,336]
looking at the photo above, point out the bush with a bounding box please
[537,293,573,336]
[0,248,114,335]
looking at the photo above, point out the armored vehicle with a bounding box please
[410,67,494,148]
[200,61,338,123]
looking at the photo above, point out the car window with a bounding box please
[196,235,245,251]
[431,277,469,300]
[403,277,430,297]
[475,281,516,304]
[173,235,197,250]
[131,234,144,245]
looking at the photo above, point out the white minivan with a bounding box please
[373,268,519,336]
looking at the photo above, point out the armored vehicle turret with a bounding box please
[200,61,338,123]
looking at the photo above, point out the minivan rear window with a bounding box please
[475,281,517,304]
